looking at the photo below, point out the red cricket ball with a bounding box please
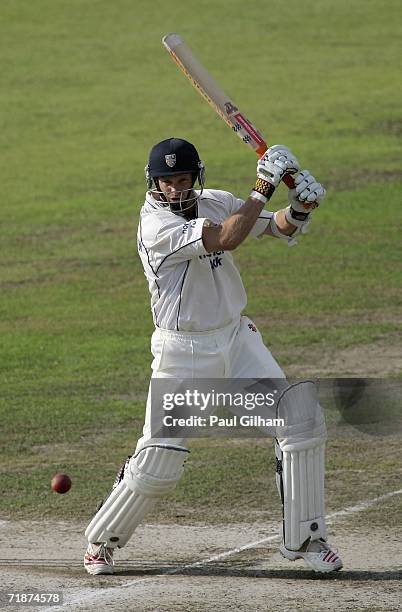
[51,473,72,494]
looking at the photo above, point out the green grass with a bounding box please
[1,0,401,523]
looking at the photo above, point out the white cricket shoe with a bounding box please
[84,543,114,575]
[280,538,343,573]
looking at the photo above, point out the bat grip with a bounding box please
[282,174,295,189]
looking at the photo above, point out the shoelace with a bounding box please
[88,543,114,565]
[97,544,114,565]
[307,540,339,556]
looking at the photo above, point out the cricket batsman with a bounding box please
[83,138,343,575]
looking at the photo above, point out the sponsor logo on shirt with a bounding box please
[210,255,223,270]
[199,251,224,259]
[199,251,224,271]
[182,220,197,234]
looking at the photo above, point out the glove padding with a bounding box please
[257,145,300,188]
[289,170,326,211]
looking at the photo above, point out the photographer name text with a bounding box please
[163,415,284,428]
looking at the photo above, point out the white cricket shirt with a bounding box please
[137,189,272,332]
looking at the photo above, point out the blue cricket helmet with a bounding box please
[145,138,205,187]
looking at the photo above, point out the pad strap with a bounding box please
[85,445,189,548]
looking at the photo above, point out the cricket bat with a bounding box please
[162,33,295,190]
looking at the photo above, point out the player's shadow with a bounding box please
[116,562,401,581]
[2,559,400,582]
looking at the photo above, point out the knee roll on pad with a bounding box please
[275,381,327,550]
[85,444,189,548]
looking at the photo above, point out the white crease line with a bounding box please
[44,487,402,611]
[325,488,402,520]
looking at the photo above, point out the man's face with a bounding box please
[157,173,193,203]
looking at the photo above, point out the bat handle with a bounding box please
[282,173,295,189]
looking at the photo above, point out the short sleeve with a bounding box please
[248,210,273,239]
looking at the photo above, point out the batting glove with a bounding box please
[251,145,300,204]
[285,170,326,227]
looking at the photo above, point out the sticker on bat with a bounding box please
[233,112,266,147]
[224,102,238,115]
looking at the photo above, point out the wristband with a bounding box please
[285,206,311,228]
[289,206,309,221]
[251,178,275,203]
[250,190,268,204]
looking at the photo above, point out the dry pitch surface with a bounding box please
[1,347,401,611]
[1,498,401,612]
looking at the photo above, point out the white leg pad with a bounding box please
[275,381,327,550]
[85,444,189,548]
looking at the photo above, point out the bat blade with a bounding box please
[162,33,295,189]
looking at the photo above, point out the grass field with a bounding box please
[1,0,401,533]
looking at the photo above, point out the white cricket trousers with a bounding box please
[135,316,285,451]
